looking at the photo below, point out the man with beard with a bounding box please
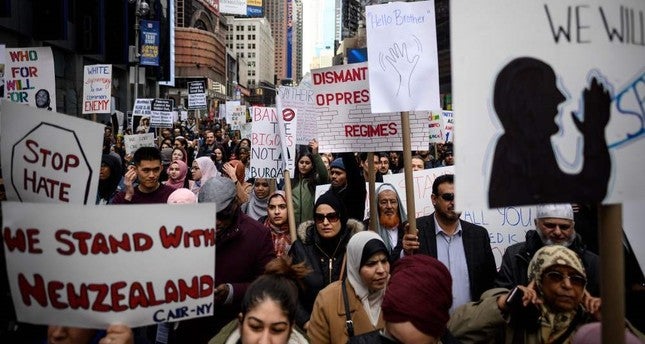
[364,184,408,262]
[401,174,496,312]
[495,203,600,296]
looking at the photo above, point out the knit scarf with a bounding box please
[263,217,292,258]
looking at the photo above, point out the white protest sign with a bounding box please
[1,44,6,99]
[275,88,298,174]
[2,202,216,328]
[0,100,103,204]
[225,100,240,124]
[124,133,156,155]
[150,99,174,128]
[133,98,153,117]
[311,63,430,152]
[365,0,440,113]
[4,47,56,110]
[452,0,645,209]
[241,122,252,140]
[82,64,112,114]
[428,111,443,143]
[277,85,318,145]
[442,110,454,142]
[230,105,246,130]
[383,167,537,269]
[250,107,284,179]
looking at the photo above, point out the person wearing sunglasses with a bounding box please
[289,192,365,332]
[401,174,496,312]
[448,245,644,344]
[495,203,600,297]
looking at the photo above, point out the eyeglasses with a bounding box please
[314,212,340,224]
[542,222,572,231]
[437,193,454,201]
[544,270,587,288]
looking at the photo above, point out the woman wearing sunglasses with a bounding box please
[449,245,644,343]
[289,192,364,332]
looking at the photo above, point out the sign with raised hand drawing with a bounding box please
[452,0,645,209]
[365,0,440,113]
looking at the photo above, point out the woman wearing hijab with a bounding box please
[291,139,329,226]
[448,245,644,343]
[165,160,189,189]
[289,192,364,331]
[190,156,219,196]
[241,178,275,221]
[96,154,123,204]
[259,191,292,258]
[308,231,388,344]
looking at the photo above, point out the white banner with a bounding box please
[0,100,103,204]
[365,0,440,113]
[277,85,317,145]
[82,64,112,114]
[220,0,247,15]
[124,133,156,155]
[250,107,284,178]
[2,202,216,328]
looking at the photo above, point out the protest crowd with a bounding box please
[1,112,644,344]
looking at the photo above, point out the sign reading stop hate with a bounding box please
[0,100,104,204]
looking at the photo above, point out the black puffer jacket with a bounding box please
[495,230,601,295]
[288,218,364,328]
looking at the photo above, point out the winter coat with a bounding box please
[308,280,384,344]
[495,230,601,296]
[289,219,364,328]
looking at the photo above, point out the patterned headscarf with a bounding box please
[528,245,586,290]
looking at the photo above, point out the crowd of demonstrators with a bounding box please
[292,139,329,225]
[289,192,364,331]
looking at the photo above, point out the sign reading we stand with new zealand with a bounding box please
[311,62,430,153]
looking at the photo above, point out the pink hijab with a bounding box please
[191,157,219,194]
[165,160,188,189]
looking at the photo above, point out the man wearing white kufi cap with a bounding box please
[495,204,600,296]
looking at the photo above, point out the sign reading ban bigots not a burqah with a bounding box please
[2,202,217,328]
[311,62,430,153]
[0,100,103,204]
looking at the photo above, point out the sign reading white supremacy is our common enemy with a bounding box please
[2,202,217,328]
[311,62,430,153]
[452,0,645,210]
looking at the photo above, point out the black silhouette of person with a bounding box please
[488,57,611,207]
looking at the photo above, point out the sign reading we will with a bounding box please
[2,202,217,328]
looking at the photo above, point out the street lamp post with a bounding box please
[130,0,150,104]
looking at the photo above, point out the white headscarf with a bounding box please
[346,231,387,327]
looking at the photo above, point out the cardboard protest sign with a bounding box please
[0,100,103,204]
[365,0,440,113]
[82,65,112,114]
[2,202,217,328]
[311,63,430,152]
[4,47,56,110]
[382,167,536,268]
[124,133,156,155]
[250,107,284,178]
[150,99,174,128]
[452,0,645,209]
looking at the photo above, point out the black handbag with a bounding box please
[341,279,382,344]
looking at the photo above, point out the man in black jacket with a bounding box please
[327,152,367,221]
[401,174,497,311]
[495,203,600,296]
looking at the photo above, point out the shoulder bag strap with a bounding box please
[342,279,355,337]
